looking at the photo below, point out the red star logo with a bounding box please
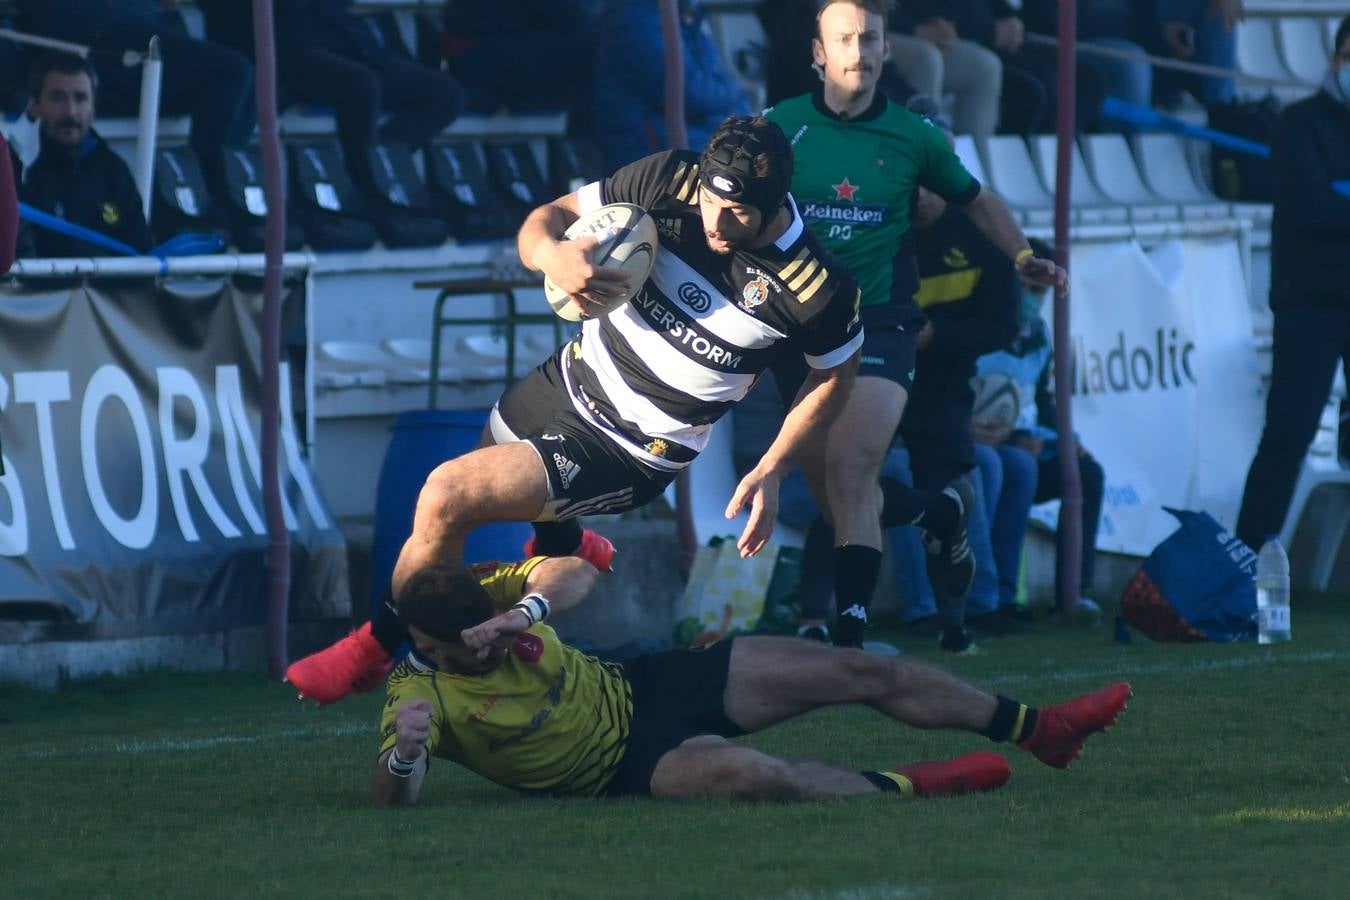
[832,177,860,202]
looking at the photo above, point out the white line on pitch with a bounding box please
[7,719,371,759]
[981,648,1350,688]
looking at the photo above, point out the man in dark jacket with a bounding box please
[19,53,152,258]
[1235,16,1350,550]
[17,1,253,178]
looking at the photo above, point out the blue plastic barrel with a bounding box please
[370,409,533,616]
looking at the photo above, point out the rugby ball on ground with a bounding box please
[970,371,1021,433]
[543,203,658,321]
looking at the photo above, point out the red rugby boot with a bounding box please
[1019,682,1133,769]
[285,622,394,706]
[892,751,1012,798]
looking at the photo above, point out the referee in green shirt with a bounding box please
[765,0,1064,651]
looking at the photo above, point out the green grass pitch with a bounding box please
[4,593,1349,899]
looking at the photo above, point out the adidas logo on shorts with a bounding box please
[553,452,581,490]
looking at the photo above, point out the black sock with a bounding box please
[531,520,583,556]
[369,589,405,655]
[980,695,1040,743]
[879,477,959,537]
[833,544,882,647]
[798,517,836,622]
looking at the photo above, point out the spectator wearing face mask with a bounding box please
[972,239,1106,622]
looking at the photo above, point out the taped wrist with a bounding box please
[511,593,551,626]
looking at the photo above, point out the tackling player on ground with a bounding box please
[765,0,1066,651]
[371,553,1131,804]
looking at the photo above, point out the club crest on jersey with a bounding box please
[741,276,771,311]
[943,247,970,269]
[645,438,670,458]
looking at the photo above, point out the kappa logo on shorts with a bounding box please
[552,451,581,489]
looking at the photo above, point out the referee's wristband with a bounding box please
[512,593,551,626]
[1014,247,1035,268]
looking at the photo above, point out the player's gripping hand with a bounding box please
[395,699,434,759]
[461,609,531,660]
[726,465,781,559]
[538,234,632,314]
[1016,253,1068,294]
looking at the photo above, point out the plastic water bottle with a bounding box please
[1255,536,1291,644]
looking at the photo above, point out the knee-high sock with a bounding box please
[834,544,883,646]
[798,517,836,622]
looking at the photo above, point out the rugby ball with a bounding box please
[970,371,1021,433]
[543,203,658,321]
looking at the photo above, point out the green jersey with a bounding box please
[766,91,981,313]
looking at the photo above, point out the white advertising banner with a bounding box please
[1031,235,1263,556]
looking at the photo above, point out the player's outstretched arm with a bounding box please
[371,700,432,808]
[460,558,599,656]
[521,556,599,612]
[961,188,1067,293]
[727,354,859,558]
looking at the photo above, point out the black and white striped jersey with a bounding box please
[563,149,863,472]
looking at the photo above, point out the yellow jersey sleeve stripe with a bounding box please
[797,266,831,302]
[676,165,700,204]
[778,247,812,281]
[787,258,824,292]
[667,161,689,196]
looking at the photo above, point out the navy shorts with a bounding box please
[772,303,918,403]
[492,352,676,521]
[603,639,746,797]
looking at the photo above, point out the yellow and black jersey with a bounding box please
[378,558,632,796]
[912,208,1019,361]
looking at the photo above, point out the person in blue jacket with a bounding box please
[591,0,751,170]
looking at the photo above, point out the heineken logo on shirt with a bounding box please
[799,201,887,226]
